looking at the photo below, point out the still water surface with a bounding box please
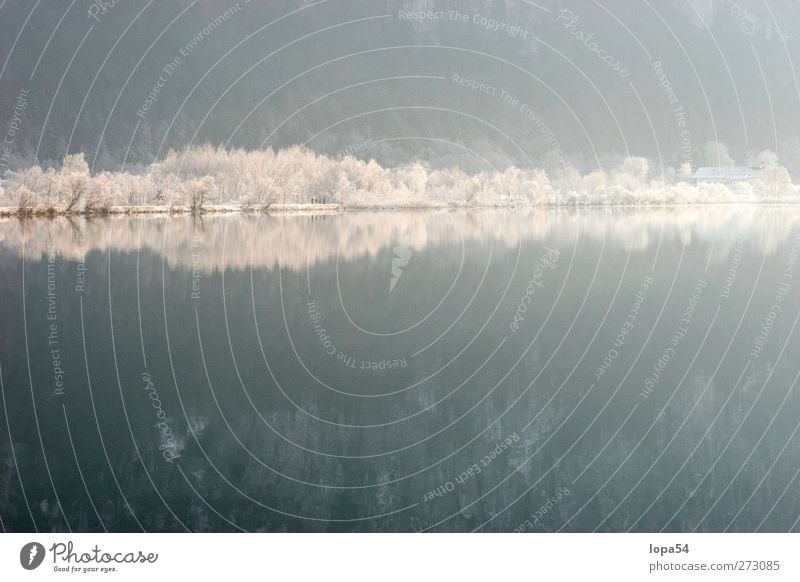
[1,207,799,532]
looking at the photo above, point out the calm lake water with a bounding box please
[1,207,799,532]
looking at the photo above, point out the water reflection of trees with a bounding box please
[3,206,799,272]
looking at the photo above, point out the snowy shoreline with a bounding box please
[4,146,799,217]
[3,200,800,218]
[0,201,466,217]
[0,203,343,217]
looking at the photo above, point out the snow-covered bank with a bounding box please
[2,145,798,215]
[4,200,800,218]
[0,203,343,217]
[0,200,528,217]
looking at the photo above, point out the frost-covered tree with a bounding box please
[53,153,91,213]
[2,142,798,213]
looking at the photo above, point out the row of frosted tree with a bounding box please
[1,144,797,214]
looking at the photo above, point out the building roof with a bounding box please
[692,166,761,182]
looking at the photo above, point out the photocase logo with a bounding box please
[20,542,46,570]
[390,241,413,293]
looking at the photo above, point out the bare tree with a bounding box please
[16,185,35,216]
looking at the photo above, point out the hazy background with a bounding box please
[2,0,800,176]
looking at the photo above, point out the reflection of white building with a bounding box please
[692,166,761,184]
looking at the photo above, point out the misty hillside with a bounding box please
[2,0,800,175]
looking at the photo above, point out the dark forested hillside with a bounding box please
[1,0,799,174]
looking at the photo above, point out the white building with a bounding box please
[692,166,761,184]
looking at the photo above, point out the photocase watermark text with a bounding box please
[142,371,180,462]
[87,0,122,23]
[556,9,629,77]
[510,247,560,333]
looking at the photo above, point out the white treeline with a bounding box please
[1,144,798,214]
